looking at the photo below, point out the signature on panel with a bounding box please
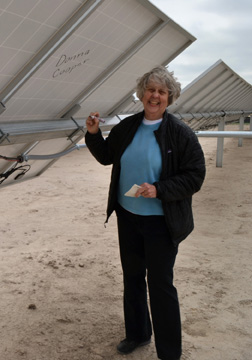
[52,50,90,78]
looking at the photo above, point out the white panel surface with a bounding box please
[0,0,84,91]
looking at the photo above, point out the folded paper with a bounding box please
[124,184,141,197]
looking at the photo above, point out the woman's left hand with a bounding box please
[135,183,157,198]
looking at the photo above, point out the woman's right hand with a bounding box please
[86,112,100,134]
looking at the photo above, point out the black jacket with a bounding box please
[85,110,206,246]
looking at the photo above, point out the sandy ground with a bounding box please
[1,125,252,360]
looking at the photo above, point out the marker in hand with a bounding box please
[90,115,105,123]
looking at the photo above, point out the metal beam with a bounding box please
[195,131,252,138]
[1,110,251,146]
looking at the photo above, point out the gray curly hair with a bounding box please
[136,65,181,106]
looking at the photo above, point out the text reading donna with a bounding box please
[52,50,90,78]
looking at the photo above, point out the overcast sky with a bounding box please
[152,0,252,88]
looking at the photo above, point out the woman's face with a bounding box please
[141,80,169,120]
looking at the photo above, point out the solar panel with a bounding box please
[169,59,252,130]
[169,60,252,114]
[0,0,196,187]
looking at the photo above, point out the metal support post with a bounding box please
[216,117,225,167]
[238,116,244,147]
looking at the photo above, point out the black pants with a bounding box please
[116,204,182,360]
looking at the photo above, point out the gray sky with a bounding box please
[152,0,252,88]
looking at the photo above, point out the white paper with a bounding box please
[124,184,141,197]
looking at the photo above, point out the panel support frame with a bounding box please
[216,116,225,167]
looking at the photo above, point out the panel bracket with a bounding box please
[0,102,6,114]
[67,117,85,144]
[0,129,10,145]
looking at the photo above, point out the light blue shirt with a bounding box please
[118,119,164,215]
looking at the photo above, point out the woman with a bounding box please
[85,66,206,360]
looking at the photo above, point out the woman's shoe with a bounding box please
[117,338,151,354]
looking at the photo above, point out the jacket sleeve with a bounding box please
[85,113,141,166]
[154,130,206,202]
[85,128,116,165]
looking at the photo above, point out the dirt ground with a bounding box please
[1,125,252,360]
